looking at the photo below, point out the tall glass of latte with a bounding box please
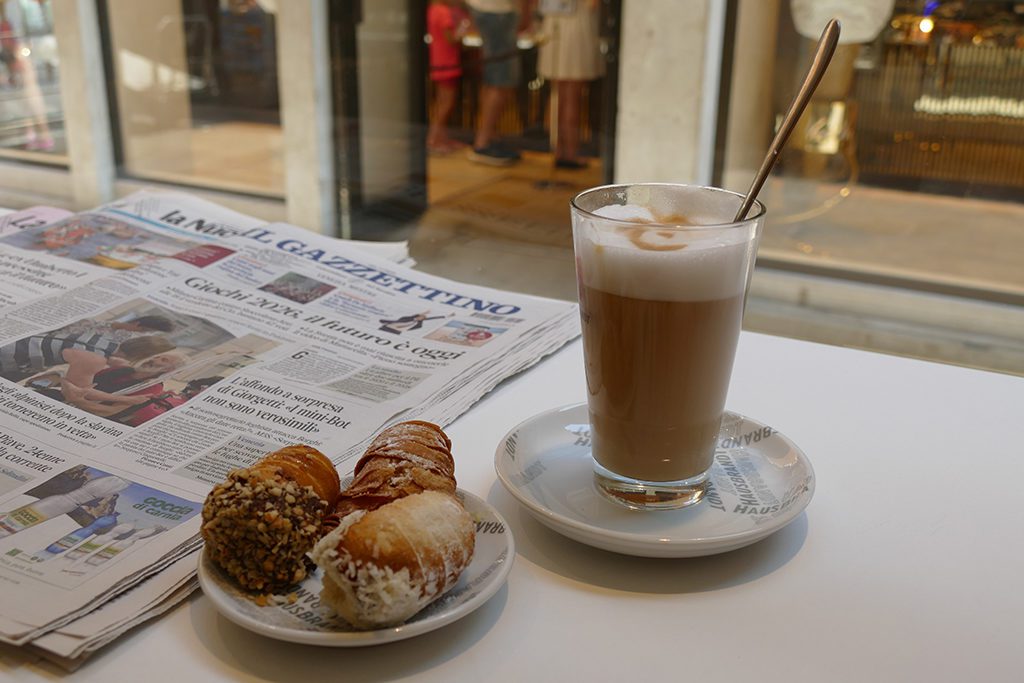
[571,184,765,510]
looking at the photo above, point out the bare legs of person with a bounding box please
[427,80,462,154]
[554,80,586,169]
[13,56,53,152]
[468,85,519,165]
[474,85,508,150]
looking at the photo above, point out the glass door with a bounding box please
[330,0,623,294]
[103,0,284,197]
[330,0,429,239]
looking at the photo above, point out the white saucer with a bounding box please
[197,489,514,646]
[494,403,814,558]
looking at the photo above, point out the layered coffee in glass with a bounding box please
[571,184,765,510]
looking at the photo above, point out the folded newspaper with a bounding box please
[0,192,580,668]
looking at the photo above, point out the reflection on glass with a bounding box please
[0,0,64,160]
[405,1,615,300]
[106,0,282,196]
[329,0,617,297]
[725,0,1024,297]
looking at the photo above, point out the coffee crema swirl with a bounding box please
[614,212,693,251]
[616,226,688,251]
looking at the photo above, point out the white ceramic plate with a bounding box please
[197,489,514,646]
[495,403,814,558]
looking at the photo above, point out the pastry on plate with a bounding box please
[334,420,457,517]
[312,421,475,628]
[311,490,474,629]
[201,444,341,591]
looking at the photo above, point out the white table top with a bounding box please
[3,332,1023,681]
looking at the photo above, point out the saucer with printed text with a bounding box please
[198,489,514,646]
[494,403,814,558]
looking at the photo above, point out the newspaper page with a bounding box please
[27,550,199,668]
[0,191,580,651]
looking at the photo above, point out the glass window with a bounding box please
[105,0,283,196]
[331,0,620,299]
[722,0,1024,301]
[0,0,65,162]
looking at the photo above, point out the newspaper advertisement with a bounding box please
[0,191,580,658]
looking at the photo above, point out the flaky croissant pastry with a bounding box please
[334,420,456,517]
[202,445,341,591]
[249,444,341,504]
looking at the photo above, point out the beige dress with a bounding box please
[537,3,604,81]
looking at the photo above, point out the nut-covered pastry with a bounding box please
[201,445,340,591]
[310,490,475,629]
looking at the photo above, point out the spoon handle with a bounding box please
[733,19,841,222]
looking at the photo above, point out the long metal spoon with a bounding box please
[733,19,842,222]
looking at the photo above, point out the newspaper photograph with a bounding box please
[0,464,197,585]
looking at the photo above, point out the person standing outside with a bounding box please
[466,0,529,166]
[0,0,54,151]
[537,0,604,169]
[427,0,470,154]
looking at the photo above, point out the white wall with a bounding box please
[356,0,415,203]
[722,0,781,192]
[614,0,721,185]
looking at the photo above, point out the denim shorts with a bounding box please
[471,9,521,87]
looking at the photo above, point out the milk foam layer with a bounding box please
[597,184,749,226]
[578,203,756,302]
[591,204,657,223]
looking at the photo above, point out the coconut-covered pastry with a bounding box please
[310,490,474,629]
[312,421,474,628]
[201,444,341,591]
